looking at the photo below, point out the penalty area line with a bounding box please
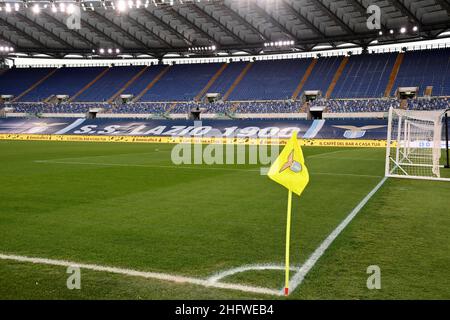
[285,176,388,295]
[0,253,282,297]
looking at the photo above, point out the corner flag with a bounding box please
[267,131,309,296]
[268,131,309,196]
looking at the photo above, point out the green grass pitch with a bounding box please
[0,140,449,299]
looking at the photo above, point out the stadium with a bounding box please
[0,0,449,303]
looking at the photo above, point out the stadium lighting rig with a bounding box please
[93,48,121,55]
[0,1,80,13]
[188,45,217,52]
[264,40,295,48]
[378,25,419,37]
[0,45,14,55]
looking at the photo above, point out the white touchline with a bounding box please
[307,149,353,159]
[284,176,388,295]
[0,253,282,296]
[310,157,383,162]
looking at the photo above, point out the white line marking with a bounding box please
[207,263,300,284]
[307,149,353,159]
[34,150,171,162]
[284,176,387,295]
[34,160,260,172]
[34,160,382,178]
[0,253,282,296]
[310,157,383,162]
[307,148,380,160]
[311,172,381,178]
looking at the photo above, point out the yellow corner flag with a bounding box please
[268,131,309,196]
[267,131,309,296]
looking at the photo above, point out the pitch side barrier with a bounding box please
[0,118,392,147]
[0,133,389,148]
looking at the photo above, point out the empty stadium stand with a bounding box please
[302,56,342,95]
[406,97,450,110]
[109,103,167,114]
[4,96,449,115]
[309,97,449,113]
[10,103,109,114]
[18,67,108,102]
[231,101,303,113]
[126,65,170,102]
[75,66,145,102]
[392,48,450,96]
[0,67,55,99]
[1,48,449,116]
[139,63,223,101]
[310,98,400,113]
[331,53,397,98]
[203,62,248,99]
[227,59,311,101]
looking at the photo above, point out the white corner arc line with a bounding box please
[207,263,300,284]
[285,176,387,295]
[0,253,282,296]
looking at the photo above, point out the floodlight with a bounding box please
[32,4,41,14]
[117,0,127,12]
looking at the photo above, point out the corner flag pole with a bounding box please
[284,190,292,296]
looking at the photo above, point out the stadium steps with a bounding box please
[12,68,58,102]
[108,65,149,103]
[194,63,228,101]
[44,95,55,103]
[400,99,408,109]
[425,86,433,96]
[222,62,253,101]
[69,67,110,102]
[325,56,348,98]
[229,102,239,113]
[291,59,318,100]
[300,102,308,113]
[133,65,171,102]
[166,102,178,113]
[384,52,404,97]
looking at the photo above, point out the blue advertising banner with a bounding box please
[0,118,389,140]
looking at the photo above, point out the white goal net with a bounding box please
[385,107,449,181]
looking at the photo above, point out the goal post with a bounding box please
[445,109,449,168]
[385,107,450,181]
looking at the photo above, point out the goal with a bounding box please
[385,107,450,181]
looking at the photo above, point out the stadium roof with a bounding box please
[0,0,449,59]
